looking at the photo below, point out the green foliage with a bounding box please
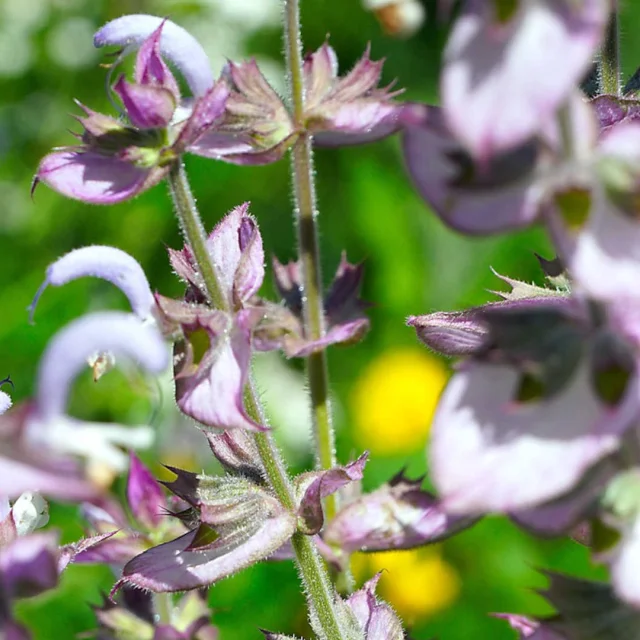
[5,0,640,638]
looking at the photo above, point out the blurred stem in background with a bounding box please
[167,163,348,640]
[284,0,338,524]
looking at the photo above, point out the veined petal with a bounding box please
[119,506,296,592]
[402,105,544,234]
[29,246,155,323]
[442,0,607,158]
[36,150,164,205]
[303,43,339,108]
[304,44,403,145]
[175,80,229,152]
[324,473,478,552]
[94,15,213,97]
[36,311,167,422]
[430,362,632,514]
[188,130,297,165]
[205,203,264,306]
[312,106,403,146]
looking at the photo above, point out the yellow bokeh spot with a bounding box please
[351,348,448,455]
[352,548,460,623]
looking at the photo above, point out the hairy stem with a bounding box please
[283,0,338,522]
[167,162,347,639]
[600,7,620,96]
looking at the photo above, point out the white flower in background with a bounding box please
[363,0,425,37]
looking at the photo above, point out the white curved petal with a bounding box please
[30,246,155,322]
[430,362,629,514]
[94,15,213,97]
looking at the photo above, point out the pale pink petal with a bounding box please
[402,105,544,234]
[36,150,162,205]
[430,362,631,514]
[442,0,607,158]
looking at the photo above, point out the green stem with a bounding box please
[167,162,347,640]
[283,0,338,522]
[600,7,620,96]
[154,593,173,625]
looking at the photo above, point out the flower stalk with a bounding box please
[600,5,621,96]
[167,162,347,640]
[283,0,338,522]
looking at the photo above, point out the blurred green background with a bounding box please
[3,0,640,637]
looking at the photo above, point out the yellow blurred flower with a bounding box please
[353,547,460,623]
[351,348,448,455]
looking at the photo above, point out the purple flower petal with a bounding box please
[36,311,167,423]
[176,81,229,152]
[295,452,368,535]
[408,294,571,358]
[304,43,403,145]
[134,22,180,99]
[511,459,615,536]
[36,150,165,205]
[206,430,265,484]
[0,532,59,599]
[346,574,405,639]
[29,246,155,323]
[0,406,101,502]
[495,614,564,639]
[174,311,265,432]
[590,94,640,132]
[442,0,607,158]
[2,621,31,640]
[207,203,264,306]
[94,15,213,97]
[169,204,264,307]
[430,362,632,514]
[119,503,296,592]
[408,311,488,357]
[127,453,166,530]
[572,123,640,309]
[188,131,296,165]
[324,472,478,552]
[402,104,544,234]
[113,75,176,129]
